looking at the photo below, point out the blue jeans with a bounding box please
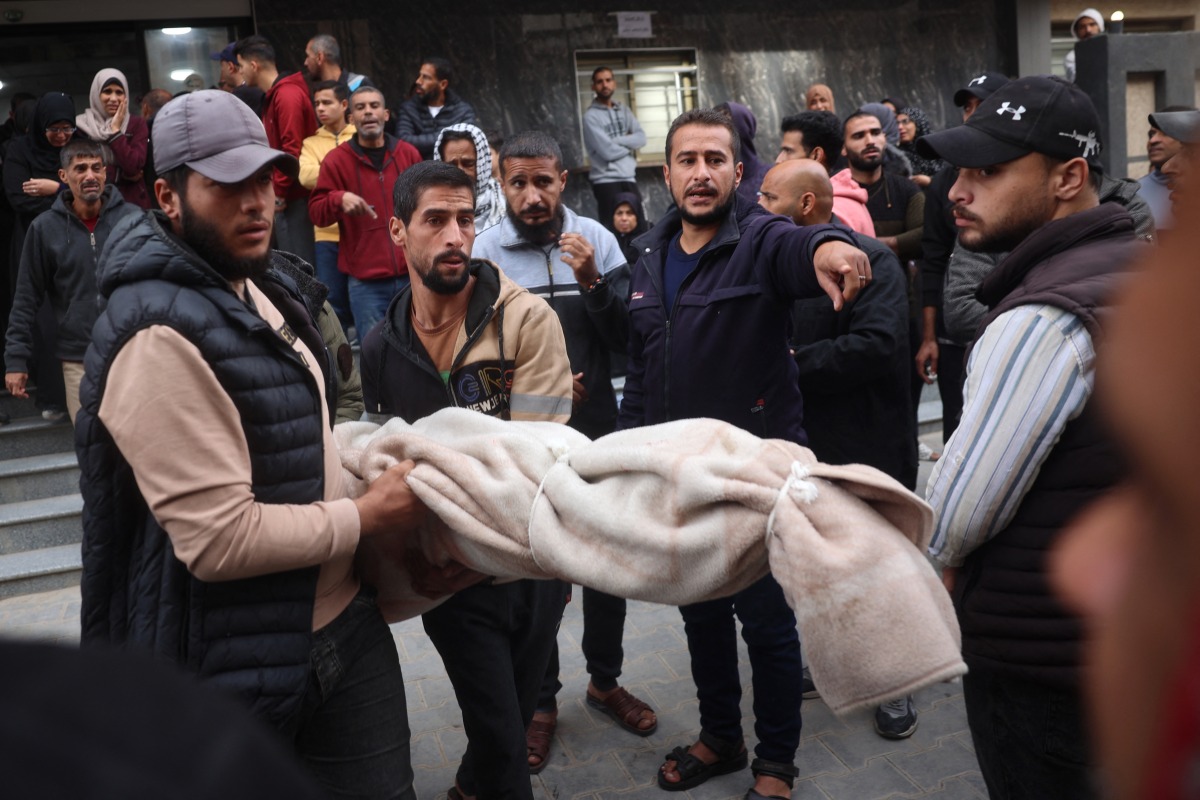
[963,667,1096,799]
[348,275,410,341]
[289,585,415,799]
[314,241,352,336]
[679,574,802,764]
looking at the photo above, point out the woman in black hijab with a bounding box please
[3,92,78,240]
[2,91,76,418]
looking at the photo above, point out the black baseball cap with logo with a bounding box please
[953,72,1009,107]
[918,75,1104,172]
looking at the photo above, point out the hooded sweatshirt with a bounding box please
[828,169,877,237]
[433,123,507,234]
[5,184,143,369]
[724,101,772,206]
[1064,8,1105,82]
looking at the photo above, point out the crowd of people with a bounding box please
[1,16,1199,800]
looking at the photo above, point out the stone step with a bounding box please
[0,452,80,503]
[0,544,81,600]
[0,494,84,556]
[0,414,75,459]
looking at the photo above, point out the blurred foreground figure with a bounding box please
[1052,151,1200,800]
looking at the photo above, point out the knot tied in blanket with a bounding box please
[336,408,964,714]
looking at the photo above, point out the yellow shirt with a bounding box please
[299,124,357,243]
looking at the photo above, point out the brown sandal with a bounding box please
[587,687,658,736]
[526,713,556,774]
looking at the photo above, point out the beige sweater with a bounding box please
[337,408,965,715]
[99,279,361,630]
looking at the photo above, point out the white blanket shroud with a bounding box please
[337,408,965,715]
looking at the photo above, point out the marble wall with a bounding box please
[252,0,1009,221]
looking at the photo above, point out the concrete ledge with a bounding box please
[0,544,82,600]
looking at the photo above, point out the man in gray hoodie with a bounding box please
[583,66,646,234]
[4,139,143,423]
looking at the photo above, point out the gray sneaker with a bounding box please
[873,695,918,739]
[801,666,820,699]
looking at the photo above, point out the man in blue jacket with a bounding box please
[618,108,869,800]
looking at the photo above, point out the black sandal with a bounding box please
[743,757,800,800]
[656,730,748,791]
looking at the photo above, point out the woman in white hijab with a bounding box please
[75,68,151,208]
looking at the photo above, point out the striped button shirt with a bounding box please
[926,304,1095,569]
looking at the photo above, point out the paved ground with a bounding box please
[0,434,982,799]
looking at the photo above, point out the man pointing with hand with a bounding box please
[310,86,421,338]
[617,108,868,800]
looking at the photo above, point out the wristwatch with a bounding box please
[584,274,607,294]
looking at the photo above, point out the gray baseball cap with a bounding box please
[152,89,298,182]
[1149,110,1200,144]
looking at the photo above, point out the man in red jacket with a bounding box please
[236,34,318,267]
[310,87,421,339]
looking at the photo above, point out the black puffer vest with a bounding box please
[956,203,1139,686]
[76,211,329,729]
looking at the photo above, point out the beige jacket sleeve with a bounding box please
[99,325,361,582]
[508,300,573,423]
[298,134,324,191]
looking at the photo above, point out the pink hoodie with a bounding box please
[829,169,876,238]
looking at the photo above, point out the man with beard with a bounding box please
[619,108,870,799]
[919,76,1143,799]
[310,86,421,339]
[302,34,373,93]
[360,160,573,800]
[5,140,142,423]
[841,111,924,261]
[582,66,646,234]
[472,131,655,774]
[395,57,476,160]
[75,90,427,797]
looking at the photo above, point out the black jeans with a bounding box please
[680,574,802,764]
[289,584,415,799]
[963,667,1097,799]
[423,579,568,799]
[537,586,627,711]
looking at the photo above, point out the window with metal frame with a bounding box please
[575,48,699,167]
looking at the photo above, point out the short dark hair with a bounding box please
[350,85,386,107]
[313,80,348,103]
[141,88,173,118]
[665,108,741,162]
[438,129,475,159]
[392,161,475,225]
[159,165,192,199]
[423,57,453,85]
[309,34,341,65]
[234,35,276,66]
[591,66,613,81]
[59,139,109,170]
[842,110,880,132]
[499,130,563,175]
[780,111,842,160]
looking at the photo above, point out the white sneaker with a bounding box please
[917,442,941,461]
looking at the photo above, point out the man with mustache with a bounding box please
[310,86,421,339]
[395,57,477,160]
[4,139,141,423]
[619,108,870,800]
[76,90,428,796]
[472,130,655,773]
[842,111,924,262]
[360,160,573,800]
[919,76,1144,799]
[1140,106,1199,232]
